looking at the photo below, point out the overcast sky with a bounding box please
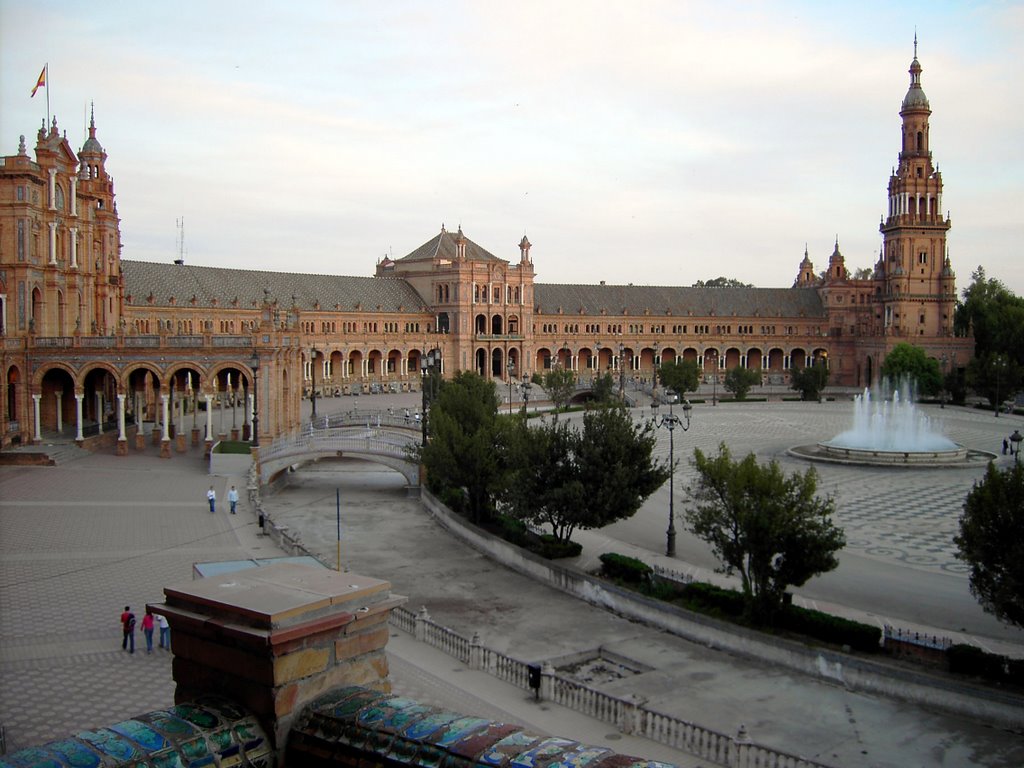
[3,1,1022,295]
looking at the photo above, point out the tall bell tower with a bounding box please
[877,37,956,338]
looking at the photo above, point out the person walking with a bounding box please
[141,609,155,654]
[157,612,170,651]
[120,605,136,654]
[207,486,216,513]
[228,485,239,514]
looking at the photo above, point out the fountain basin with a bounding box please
[788,442,992,467]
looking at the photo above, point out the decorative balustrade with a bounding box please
[390,606,836,768]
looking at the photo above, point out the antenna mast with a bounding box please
[174,217,187,265]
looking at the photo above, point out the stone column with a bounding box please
[95,392,104,435]
[70,176,78,217]
[152,563,406,757]
[48,222,57,265]
[117,393,128,456]
[74,393,84,442]
[160,394,171,458]
[135,391,146,451]
[32,394,42,441]
[69,226,78,269]
[175,395,187,452]
[48,168,56,209]
[204,394,214,455]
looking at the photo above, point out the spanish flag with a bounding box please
[31,65,46,98]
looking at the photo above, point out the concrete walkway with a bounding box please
[1,392,1023,767]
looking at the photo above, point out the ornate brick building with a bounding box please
[0,48,971,452]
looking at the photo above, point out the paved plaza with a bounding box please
[1,394,1023,767]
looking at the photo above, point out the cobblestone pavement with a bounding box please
[3,396,1024,767]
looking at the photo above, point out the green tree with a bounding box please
[686,444,845,625]
[724,367,761,401]
[954,462,1024,629]
[955,267,1024,363]
[658,359,700,396]
[880,343,943,396]
[790,362,829,401]
[966,352,1022,411]
[501,403,668,544]
[693,277,754,288]
[543,367,577,414]
[420,371,503,524]
[590,372,616,404]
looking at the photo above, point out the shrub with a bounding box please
[779,605,881,653]
[599,552,652,584]
[678,582,745,617]
[536,535,582,560]
[947,644,1008,681]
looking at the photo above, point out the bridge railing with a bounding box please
[259,428,418,465]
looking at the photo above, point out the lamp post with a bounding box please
[708,350,718,406]
[994,355,1007,418]
[618,342,625,398]
[310,347,318,420]
[420,349,439,446]
[521,373,532,417]
[940,353,949,409]
[651,393,693,557]
[508,359,516,415]
[249,351,260,447]
[1011,430,1023,464]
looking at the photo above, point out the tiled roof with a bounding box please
[121,261,429,313]
[395,227,502,264]
[534,283,826,318]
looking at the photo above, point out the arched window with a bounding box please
[916,131,923,150]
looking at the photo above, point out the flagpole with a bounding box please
[45,64,50,128]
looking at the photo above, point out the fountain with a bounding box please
[790,379,979,466]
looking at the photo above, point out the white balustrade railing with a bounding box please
[259,428,417,465]
[389,606,835,768]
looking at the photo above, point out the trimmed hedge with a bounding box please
[779,605,881,653]
[537,535,582,560]
[678,581,745,617]
[599,552,652,584]
[214,440,251,454]
[947,643,1024,687]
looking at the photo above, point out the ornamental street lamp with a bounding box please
[940,353,949,409]
[1011,430,1023,464]
[651,393,693,557]
[708,350,719,406]
[420,349,440,446]
[249,351,260,448]
[310,347,318,419]
[508,359,516,415]
[994,356,1008,418]
[618,342,626,398]
[521,373,532,417]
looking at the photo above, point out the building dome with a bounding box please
[901,57,930,111]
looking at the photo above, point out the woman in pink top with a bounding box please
[141,609,155,654]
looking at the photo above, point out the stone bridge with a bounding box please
[257,411,422,488]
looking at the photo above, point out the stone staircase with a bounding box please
[0,440,92,466]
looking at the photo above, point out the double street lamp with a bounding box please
[249,351,260,447]
[521,373,532,417]
[309,347,319,419]
[651,393,693,557]
[1011,430,1023,464]
[420,349,440,446]
[707,350,719,406]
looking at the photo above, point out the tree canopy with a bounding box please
[658,359,700,395]
[501,403,668,544]
[954,462,1024,629]
[692,277,754,288]
[880,343,942,397]
[724,367,761,401]
[543,367,577,414]
[686,444,845,624]
[420,370,503,524]
[790,362,829,401]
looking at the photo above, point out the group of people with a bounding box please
[119,606,170,654]
[206,484,240,513]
